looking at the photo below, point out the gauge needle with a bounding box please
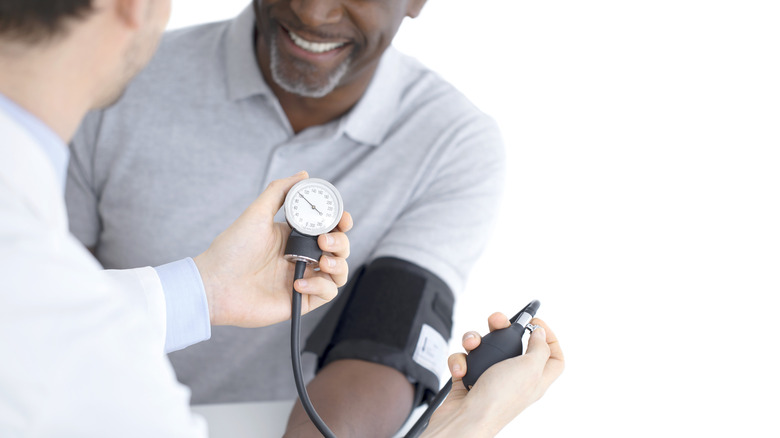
[298,193,323,215]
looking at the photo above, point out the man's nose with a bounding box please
[290,0,344,27]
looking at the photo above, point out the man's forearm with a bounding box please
[284,359,415,438]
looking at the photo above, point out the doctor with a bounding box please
[0,0,563,436]
[0,0,351,435]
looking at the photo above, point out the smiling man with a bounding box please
[66,0,506,436]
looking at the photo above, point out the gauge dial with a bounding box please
[284,178,344,237]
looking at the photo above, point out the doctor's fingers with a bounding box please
[294,278,339,311]
[316,254,349,287]
[295,275,339,313]
[318,230,350,259]
[336,211,353,233]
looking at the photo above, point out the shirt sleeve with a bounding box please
[154,258,212,353]
[371,113,506,297]
[0,188,208,437]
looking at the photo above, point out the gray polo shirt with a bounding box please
[66,5,504,404]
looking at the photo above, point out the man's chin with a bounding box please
[269,35,351,99]
[271,70,343,99]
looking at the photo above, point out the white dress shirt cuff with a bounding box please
[155,257,211,353]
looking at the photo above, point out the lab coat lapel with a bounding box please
[0,110,68,231]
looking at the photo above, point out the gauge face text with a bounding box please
[284,179,343,236]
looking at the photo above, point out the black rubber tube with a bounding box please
[403,379,453,438]
[291,260,336,438]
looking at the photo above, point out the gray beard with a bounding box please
[269,32,351,99]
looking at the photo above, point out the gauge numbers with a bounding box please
[284,178,344,236]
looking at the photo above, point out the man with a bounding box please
[0,0,351,434]
[67,0,503,436]
[66,0,506,436]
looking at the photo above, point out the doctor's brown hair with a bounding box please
[0,0,94,44]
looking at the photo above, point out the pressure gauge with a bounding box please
[284,178,344,237]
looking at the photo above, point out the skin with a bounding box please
[250,1,431,436]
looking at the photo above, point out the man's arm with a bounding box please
[284,116,505,436]
[285,359,414,438]
[293,257,454,437]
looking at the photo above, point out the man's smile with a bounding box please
[287,29,348,54]
[266,23,356,98]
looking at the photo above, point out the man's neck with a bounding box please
[0,42,93,143]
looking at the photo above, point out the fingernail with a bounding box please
[296,279,308,289]
[452,363,462,373]
[327,257,336,268]
[296,170,307,176]
[325,235,334,246]
[463,332,476,342]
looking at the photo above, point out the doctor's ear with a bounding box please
[112,0,150,30]
[406,0,428,19]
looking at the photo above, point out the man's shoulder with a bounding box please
[385,48,459,103]
[386,48,496,129]
[125,20,232,97]
[156,20,231,63]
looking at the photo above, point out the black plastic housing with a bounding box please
[284,229,322,264]
[462,323,526,389]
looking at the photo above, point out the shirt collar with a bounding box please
[223,6,405,147]
[0,92,69,190]
[224,4,274,101]
[340,47,405,147]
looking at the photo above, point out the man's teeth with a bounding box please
[288,30,346,53]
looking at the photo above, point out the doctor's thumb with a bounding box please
[252,171,309,218]
[523,326,550,363]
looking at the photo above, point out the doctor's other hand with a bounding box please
[422,316,564,438]
[193,171,352,328]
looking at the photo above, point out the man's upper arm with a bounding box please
[308,114,506,404]
[66,111,104,249]
[372,114,506,296]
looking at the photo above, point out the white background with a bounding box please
[169,1,780,437]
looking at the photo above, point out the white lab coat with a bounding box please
[0,111,207,436]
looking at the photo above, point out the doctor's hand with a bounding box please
[422,316,564,438]
[193,171,352,328]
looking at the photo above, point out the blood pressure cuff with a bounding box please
[305,257,454,407]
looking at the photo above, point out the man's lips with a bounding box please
[280,25,350,55]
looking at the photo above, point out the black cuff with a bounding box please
[305,257,454,406]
